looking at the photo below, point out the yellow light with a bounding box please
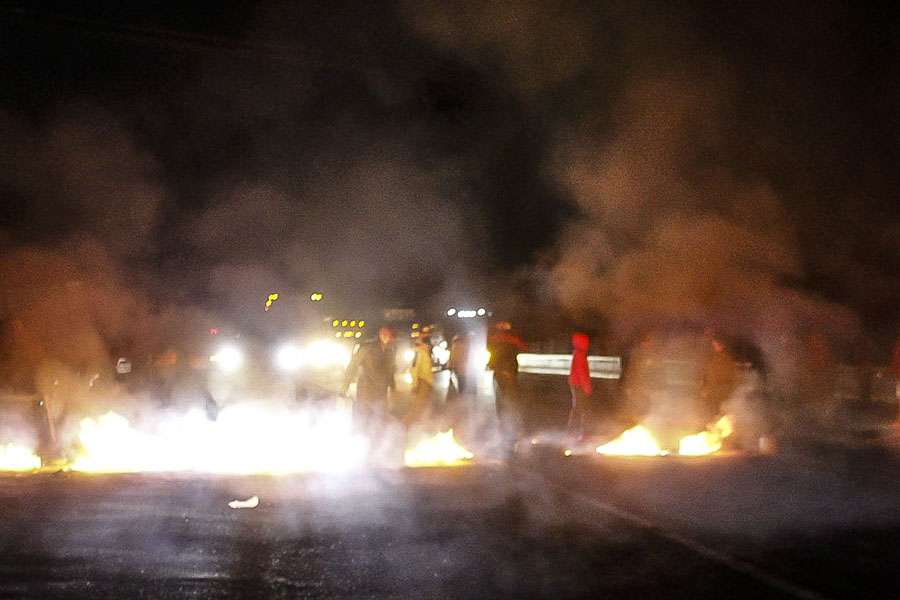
[343,331,353,338]
[350,321,356,327]
[359,321,365,327]
[341,320,348,327]
[269,293,278,300]
[412,323,419,329]
[332,320,339,327]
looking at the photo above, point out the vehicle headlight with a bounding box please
[210,345,243,373]
[433,345,450,365]
[306,339,352,369]
[274,343,303,372]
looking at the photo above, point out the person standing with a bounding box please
[889,333,900,422]
[447,332,471,400]
[405,333,434,429]
[341,327,397,432]
[567,333,592,441]
[699,333,736,423]
[487,321,528,441]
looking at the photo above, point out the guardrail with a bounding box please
[516,353,622,379]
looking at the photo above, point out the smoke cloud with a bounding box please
[403,1,867,343]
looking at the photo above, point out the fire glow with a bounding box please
[0,443,41,471]
[404,430,474,467]
[596,416,734,457]
[69,406,370,474]
[0,410,479,474]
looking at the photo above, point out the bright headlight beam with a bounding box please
[275,343,303,372]
[306,339,352,369]
[210,345,244,373]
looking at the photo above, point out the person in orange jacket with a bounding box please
[567,333,592,441]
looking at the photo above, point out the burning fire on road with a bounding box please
[68,407,370,474]
[596,416,734,457]
[0,406,478,474]
[0,443,41,471]
[404,429,474,467]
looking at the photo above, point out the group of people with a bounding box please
[339,320,597,446]
[341,315,900,450]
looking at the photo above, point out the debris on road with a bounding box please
[228,495,259,509]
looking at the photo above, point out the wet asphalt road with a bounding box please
[2,438,900,600]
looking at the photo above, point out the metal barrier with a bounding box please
[516,353,622,379]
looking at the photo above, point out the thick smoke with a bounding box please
[404,1,862,340]
[401,0,884,443]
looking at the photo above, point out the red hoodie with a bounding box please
[569,333,591,395]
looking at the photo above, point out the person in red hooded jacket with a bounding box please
[567,333,592,441]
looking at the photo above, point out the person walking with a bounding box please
[699,333,736,423]
[446,332,472,401]
[567,333,592,442]
[487,321,528,442]
[341,327,397,433]
[405,332,434,429]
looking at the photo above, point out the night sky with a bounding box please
[1,1,898,356]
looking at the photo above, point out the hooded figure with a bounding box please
[567,333,592,440]
[342,327,397,432]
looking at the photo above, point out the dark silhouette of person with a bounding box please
[342,327,397,432]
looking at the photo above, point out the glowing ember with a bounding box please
[597,416,735,457]
[596,425,664,456]
[0,443,41,471]
[69,406,369,474]
[404,429,474,467]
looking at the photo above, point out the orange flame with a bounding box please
[0,443,41,471]
[69,407,369,474]
[596,416,734,457]
[404,430,474,467]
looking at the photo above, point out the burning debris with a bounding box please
[597,416,734,458]
[404,429,474,467]
[67,406,373,474]
[0,443,41,471]
[0,400,480,474]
